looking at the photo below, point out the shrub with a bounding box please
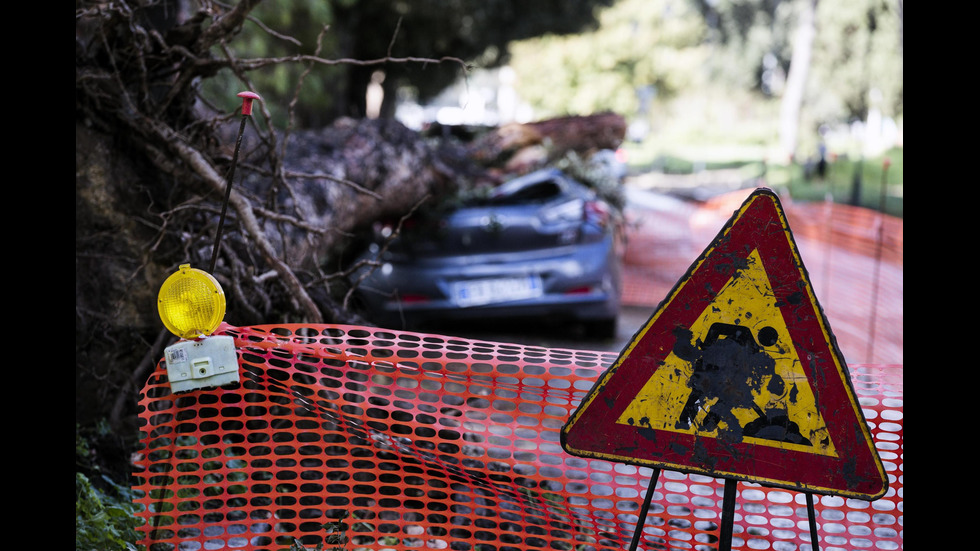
[75,472,142,551]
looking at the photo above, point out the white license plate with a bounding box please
[451,276,543,307]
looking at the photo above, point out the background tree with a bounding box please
[507,0,902,158]
[205,0,616,127]
[778,0,817,160]
[806,0,903,129]
[508,0,708,117]
[690,0,903,156]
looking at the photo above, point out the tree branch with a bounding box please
[138,114,324,322]
[196,0,265,52]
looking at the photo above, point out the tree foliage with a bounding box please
[205,0,616,127]
[509,0,708,117]
[691,0,902,130]
[808,0,903,122]
[507,0,902,155]
[76,422,142,550]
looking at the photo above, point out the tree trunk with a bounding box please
[466,112,627,172]
[778,0,818,161]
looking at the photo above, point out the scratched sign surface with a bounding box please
[561,188,888,500]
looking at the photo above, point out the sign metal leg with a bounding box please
[627,468,661,551]
[805,492,821,551]
[719,478,737,551]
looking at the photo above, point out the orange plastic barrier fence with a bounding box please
[621,189,902,366]
[133,324,903,551]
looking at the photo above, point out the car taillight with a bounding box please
[584,200,610,227]
[394,293,430,304]
[563,286,593,295]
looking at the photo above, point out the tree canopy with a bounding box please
[506,0,902,157]
[509,0,708,117]
[204,0,615,127]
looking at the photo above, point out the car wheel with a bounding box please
[584,317,618,340]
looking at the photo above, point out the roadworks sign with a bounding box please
[561,188,888,500]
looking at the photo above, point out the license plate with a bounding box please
[451,276,543,307]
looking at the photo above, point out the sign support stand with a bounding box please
[627,468,661,551]
[805,493,821,550]
[719,479,737,551]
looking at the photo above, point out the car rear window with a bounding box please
[487,180,564,205]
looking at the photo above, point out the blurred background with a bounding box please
[198,0,902,356]
[204,0,902,215]
[76,1,902,546]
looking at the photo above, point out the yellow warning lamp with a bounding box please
[157,264,226,339]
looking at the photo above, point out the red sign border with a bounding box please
[561,188,888,500]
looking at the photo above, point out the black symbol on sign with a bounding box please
[672,323,811,445]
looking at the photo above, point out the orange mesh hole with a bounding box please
[133,324,903,550]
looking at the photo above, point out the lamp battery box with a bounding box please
[164,335,240,393]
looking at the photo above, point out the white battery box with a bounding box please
[164,335,240,393]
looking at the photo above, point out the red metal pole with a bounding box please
[209,91,262,274]
[864,158,891,362]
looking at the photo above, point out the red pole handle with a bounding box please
[237,91,261,116]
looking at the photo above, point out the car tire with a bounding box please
[584,317,618,340]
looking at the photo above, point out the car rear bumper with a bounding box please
[355,236,622,328]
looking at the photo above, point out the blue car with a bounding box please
[350,168,625,338]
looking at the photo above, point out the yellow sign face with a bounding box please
[616,249,836,456]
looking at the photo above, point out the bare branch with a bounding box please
[136,113,324,322]
[282,170,383,199]
[196,0,265,52]
[342,194,430,310]
[236,53,471,72]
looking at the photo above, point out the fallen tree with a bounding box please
[75,1,627,472]
[76,1,474,449]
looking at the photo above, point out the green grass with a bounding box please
[766,147,903,218]
[621,141,903,218]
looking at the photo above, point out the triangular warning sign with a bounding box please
[562,188,888,500]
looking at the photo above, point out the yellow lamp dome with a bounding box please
[157,264,226,339]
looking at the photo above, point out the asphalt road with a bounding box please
[418,303,657,355]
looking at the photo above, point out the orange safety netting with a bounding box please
[132,323,903,551]
[620,189,902,367]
